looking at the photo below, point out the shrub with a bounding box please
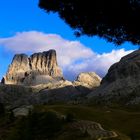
[65,112,75,122]
[0,102,5,116]
[7,110,63,140]
[8,111,15,122]
[28,111,63,139]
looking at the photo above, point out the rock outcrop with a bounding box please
[73,72,101,89]
[13,105,33,117]
[88,50,140,104]
[2,50,63,85]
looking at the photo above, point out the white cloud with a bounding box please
[67,49,133,79]
[0,31,134,80]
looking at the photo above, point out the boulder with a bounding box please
[13,105,33,117]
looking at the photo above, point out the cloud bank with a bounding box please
[0,31,134,80]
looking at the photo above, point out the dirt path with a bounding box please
[70,120,118,140]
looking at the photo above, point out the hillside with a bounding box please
[0,104,140,140]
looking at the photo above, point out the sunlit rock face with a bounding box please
[73,72,101,89]
[2,50,63,85]
[88,50,140,104]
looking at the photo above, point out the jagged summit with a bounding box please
[2,50,63,85]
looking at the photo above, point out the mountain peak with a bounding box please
[2,50,63,85]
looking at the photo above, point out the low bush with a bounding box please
[0,102,5,116]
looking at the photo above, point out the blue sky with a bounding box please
[0,0,138,80]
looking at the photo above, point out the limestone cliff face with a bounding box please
[30,50,60,76]
[2,50,63,85]
[2,54,30,85]
[88,50,140,104]
[73,72,101,89]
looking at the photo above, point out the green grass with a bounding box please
[0,104,140,140]
[34,104,140,140]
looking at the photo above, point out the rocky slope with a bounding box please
[2,50,63,85]
[88,50,140,104]
[36,80,81,103]
[73,72,101,89]
[35,72,101,103]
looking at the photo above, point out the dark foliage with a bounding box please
[8,111,15,122]
[0,103,5,116]
[39,0,140,45]
[7,111,63,140]
[65,112,75,122]
[28,111,63,139]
